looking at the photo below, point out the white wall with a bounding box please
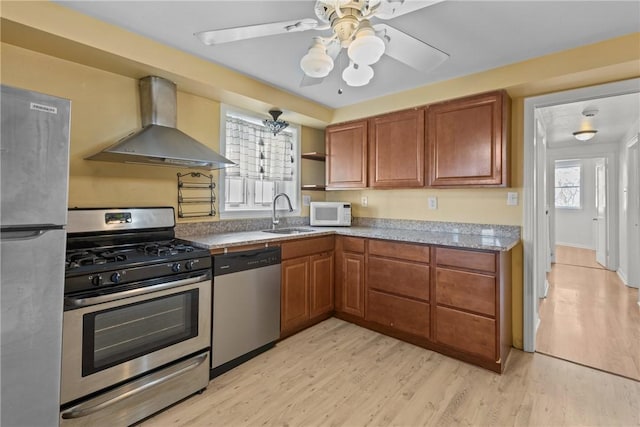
[554,158,597,249]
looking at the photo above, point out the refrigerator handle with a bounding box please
[1,230,48,241]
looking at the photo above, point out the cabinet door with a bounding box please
[326,120,368,189]
[281,257,310,333]
[427,91,509,187]
[309,252,334,318]
[341,252,365,318]
[369,108,425,188]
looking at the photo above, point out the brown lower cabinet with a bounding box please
[335,236,366,318]
[280,235,512,373]
[280,236,335,337]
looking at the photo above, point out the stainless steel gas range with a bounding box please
[60,207,211,426]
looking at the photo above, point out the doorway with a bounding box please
[522,78,640,359]
[535,153,639,379]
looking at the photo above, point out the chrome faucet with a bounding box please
[272,192,293,229]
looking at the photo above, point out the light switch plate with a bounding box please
[428,196,438,210]
[507,192,518,206]
[303,195,311,206]
[361,196,368,207]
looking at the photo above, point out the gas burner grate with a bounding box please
[139,242,195,257]
[65,249,129,270]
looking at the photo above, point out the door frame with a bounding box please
[626,135,640,289]
[522,78,640,352]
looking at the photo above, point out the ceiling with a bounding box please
[539,92,640,149]
[54,1,640,109]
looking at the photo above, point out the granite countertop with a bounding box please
[178,225,520,252]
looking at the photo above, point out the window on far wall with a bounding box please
[554,159,582,209]
[219,105,300,218]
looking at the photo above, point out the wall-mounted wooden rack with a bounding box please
[301,152,326,191]
[301,152,326,161]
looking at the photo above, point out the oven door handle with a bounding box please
[65,274,210,309]
[60,351,209,420]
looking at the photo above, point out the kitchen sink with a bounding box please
[262,228,316,235]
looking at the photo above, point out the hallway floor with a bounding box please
[536,245,640,381]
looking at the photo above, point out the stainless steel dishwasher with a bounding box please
[210,246,281,378]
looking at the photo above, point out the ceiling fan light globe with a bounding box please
[347,30,385,65]
[300,47,334,78]
[342,63,374,87]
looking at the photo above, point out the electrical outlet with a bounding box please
[361,196,368,207]
[303,195,311,206]
[507,192,518,206]
[428,196,438,210]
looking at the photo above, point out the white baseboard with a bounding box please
[617,269,640,289]
[555,242,595,250]
[617,269,629,285]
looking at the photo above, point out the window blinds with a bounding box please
[225,115,294,181]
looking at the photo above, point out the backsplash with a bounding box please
[175,216,310,236]
[352,217,521,238]
[176,216,520,239]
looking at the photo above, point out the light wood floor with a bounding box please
[555,244,605,269]
[537,246,640,381]
[142,318,640,427]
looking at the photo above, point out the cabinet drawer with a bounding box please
[436,247,495,273]
[436,306,496,360]
[369,239,430,263]
[367,290,430,339]
[281,236,334,260]
[436,268,495,316]
[341,236,365,253]
[368,257,429,301]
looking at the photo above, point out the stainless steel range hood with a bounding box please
[86,76,234,170]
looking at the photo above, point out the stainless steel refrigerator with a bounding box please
[1,85,71,426]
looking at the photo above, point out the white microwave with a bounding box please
[310,202,351,227]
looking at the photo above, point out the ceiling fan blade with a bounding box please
[196,18,318,45]
[374,0,444,20]
[374,24,449,72]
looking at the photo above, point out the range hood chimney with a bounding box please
[86,76,234,170]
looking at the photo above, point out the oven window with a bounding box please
[82,290,199,376]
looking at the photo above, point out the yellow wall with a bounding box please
[0,43,323,221]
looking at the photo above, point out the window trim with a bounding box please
[554,159,583,210]
[218,104,301,219]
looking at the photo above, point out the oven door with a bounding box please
[60,273,211,405]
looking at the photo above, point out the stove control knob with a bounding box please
[111,272,121,284]
[185,260,194,271]
[171,263,181,273]
[91,275,103,287]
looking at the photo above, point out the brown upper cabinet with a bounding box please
[369,108,425,188]
[426,90,510,187]
[326,90,510,189]
[326,120,368,189]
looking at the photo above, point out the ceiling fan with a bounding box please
[195,0,449,88]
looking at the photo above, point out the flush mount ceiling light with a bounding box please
[572,107,599,141]
[195,1,450,89]
[572,130,598,141]
[263,110,289,136]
